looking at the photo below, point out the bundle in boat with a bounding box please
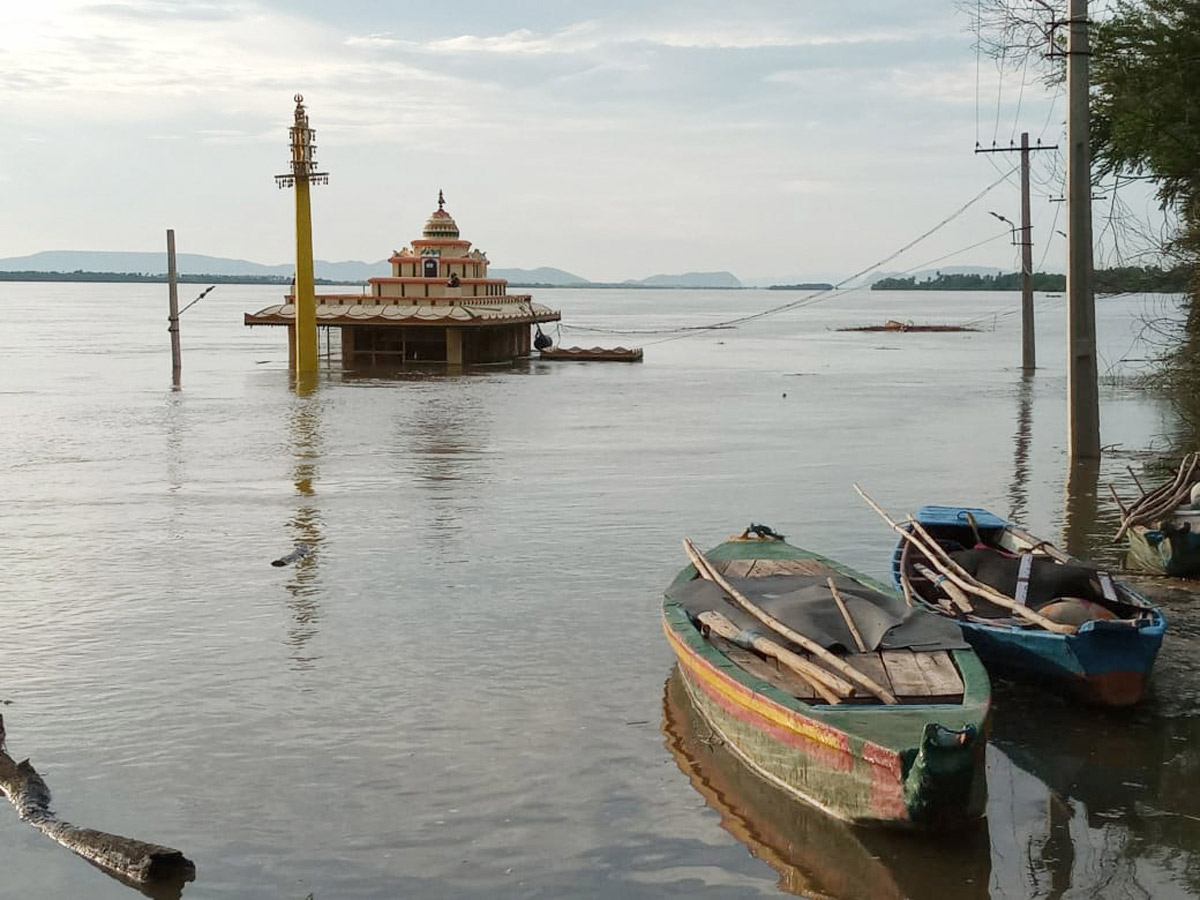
[661,525,990,830]
[1114,452,1200,577]
[860,485,1168,707]
[0,715,195,892]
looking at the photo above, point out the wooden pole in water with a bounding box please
[166,229,181,388]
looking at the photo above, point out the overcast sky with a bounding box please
[0,1,1156,283]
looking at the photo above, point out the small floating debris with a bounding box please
[838,319,978,333]
[272,542,312,567]
[538,346,643,362]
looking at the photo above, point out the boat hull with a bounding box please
[953,616,1164,707]
[892,505,1166,707]
[663,538,990,830]
[1127,523,1200,578]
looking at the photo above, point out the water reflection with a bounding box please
[1007,373,1034,523]
[661,667,991,899]
[283,383,324,671]
[1061,456,1102,560]
[665,660,1200,899]
[990,680,1200,898]
[397,385,492,554]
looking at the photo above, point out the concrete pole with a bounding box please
[167,229,181,388]
[1066,0,1101,459]
[1020,132,1035,372]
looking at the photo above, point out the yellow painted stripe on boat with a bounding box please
[663,616,851,756]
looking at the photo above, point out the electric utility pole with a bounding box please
[1066,0,1101,460]
[976,131,1056,372]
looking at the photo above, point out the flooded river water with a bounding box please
[0,283,1196,898]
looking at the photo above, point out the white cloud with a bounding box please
[0,1,1075,280]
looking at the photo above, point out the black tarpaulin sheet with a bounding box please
[667,573,969,653]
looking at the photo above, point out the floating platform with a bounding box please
[838,320,977,333]
[539,346,643,362]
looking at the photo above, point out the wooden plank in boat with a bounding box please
[719,559,758,577]
[841,652,895,704]
[723,557,843,578]
[708,635,818,701]
[880,650,963,703]
[754,558,840,577]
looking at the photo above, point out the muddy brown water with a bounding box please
[0,284,1196,898]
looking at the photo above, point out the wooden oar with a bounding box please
[853,485,1076,634]
[913,562,973,614]
[697,611,847,704]
[826,577,867,652]
[682,539,899,705]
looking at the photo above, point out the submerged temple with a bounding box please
[245,192,561,366]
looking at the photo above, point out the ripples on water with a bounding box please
[0,284,1197,897]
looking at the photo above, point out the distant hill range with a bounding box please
[0,251,742,289]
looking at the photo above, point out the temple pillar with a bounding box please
[446,328,463,365]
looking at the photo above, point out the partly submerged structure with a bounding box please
[246,192,561,366]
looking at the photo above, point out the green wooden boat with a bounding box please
[662,668,992,898]
[662,527,991,830]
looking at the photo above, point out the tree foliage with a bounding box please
[1091,1,1200,264]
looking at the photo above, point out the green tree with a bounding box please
[1091,1,1200,274]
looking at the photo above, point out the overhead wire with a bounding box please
[562,166,1021,344]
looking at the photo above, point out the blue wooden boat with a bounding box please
[890,505,1166,707]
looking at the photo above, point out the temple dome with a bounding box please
[423,190,460,239]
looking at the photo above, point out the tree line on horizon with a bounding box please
[871,264,1192,293]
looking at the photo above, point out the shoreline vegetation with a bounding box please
[870,265,1192,293]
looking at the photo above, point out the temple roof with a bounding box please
[244,298,561,328]
[423,189,460,239]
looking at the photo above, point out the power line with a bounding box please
[563,167,1021,342]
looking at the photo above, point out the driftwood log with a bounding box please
[0,715,195,893]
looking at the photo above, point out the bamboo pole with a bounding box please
[697,611,847,703]
[903,513,1076,633]
[682,539,899,704]
[826,577,867,652]
[1126,465,1147,499]
[898,539,915,608]
[1107,483,1129,518]
[913,562,973,614]
[1117,452,1200,538]
[853,485,1076,634]
[1004,524,1074,565]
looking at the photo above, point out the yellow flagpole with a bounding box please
[276,93,327,378]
